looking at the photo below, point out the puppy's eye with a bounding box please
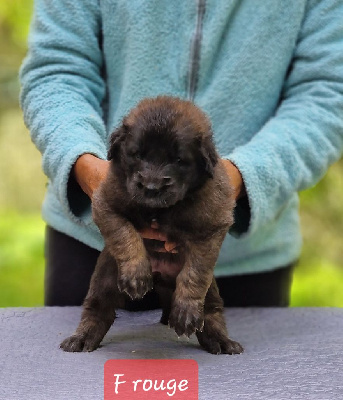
[177,157,189,166]
[129,150,141,159]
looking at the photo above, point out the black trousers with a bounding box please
[45,226,294,308]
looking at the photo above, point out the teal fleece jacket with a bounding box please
[20,0,343,276]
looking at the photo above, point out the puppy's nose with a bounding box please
[145,182,160,191]
[144,181,167,194]
[136,173,173,192]
[142,182,161,198]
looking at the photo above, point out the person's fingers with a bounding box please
[154,244,178,254]
[138,227,168,241]
[139,221,179,253]
[164,241,178,253]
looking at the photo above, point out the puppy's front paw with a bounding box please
[60,334,100,353]
[168,299,204,337]
[220,338,244,355]
[118,258,153,299]
[195,314,243,355]
[196,330,243,355]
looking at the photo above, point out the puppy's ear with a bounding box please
[200,133,218,178]
[107,122,128,160]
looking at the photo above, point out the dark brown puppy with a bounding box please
[60,96,243,355]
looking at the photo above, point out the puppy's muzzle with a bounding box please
[136,172,174,197]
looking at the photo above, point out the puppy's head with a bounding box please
[108,96,218,208]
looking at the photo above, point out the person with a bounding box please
[20,0,343,308]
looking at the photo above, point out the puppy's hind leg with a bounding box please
[60,247,122,352]
[196,278,243,355]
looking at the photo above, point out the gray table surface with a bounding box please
[0,307,342,400]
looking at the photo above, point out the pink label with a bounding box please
[104,359,198,399]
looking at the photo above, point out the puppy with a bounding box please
[60,96,243,355]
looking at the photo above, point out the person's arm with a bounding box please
[221,159,246,200]
[225,0,343,237]
[20,0,107,220]
[73,154,110,200]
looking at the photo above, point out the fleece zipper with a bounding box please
[187,0,206,101]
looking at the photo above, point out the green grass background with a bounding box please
[0,1,342,307]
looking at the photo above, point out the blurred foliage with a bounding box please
[0,0,33,109]
[0,211,44,307]
[0,1,33,49]
[0,109,46,211]
[291,262,343,307]
[299,164,342,269]
[0,0,342,307]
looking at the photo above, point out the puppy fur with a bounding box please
[60,96,243,355]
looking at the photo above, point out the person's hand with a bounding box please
[73,153,110,199]
[220,159,246,200]
[138,220,178,253]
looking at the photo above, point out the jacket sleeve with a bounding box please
[20,0,107,220]
[227,0,343,237]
